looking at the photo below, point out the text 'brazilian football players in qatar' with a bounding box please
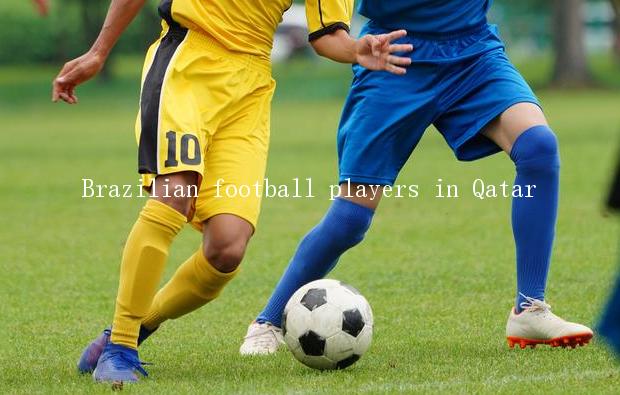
[240,0,593,355]
[52,0,412,386]
[79,176,540,201]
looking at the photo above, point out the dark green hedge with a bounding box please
[0,0,160,64]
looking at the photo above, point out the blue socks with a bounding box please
[510,126,560,312]
[257,198,374,327]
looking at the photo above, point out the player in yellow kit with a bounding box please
[52,0,412,384]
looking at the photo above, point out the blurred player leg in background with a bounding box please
[598,153,620,356]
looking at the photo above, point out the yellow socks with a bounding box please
[142,247,238,330]
[111,199,186,349]
[110,199,238,346]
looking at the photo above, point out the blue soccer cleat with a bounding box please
[77,325,157,374]
[93,343,148,385]
[77,327,111,374]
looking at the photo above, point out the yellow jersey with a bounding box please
[157,0,354,60]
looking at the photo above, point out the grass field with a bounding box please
[1,57,619,394]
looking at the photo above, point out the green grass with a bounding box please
[512,53,620,90]
[1,58,619,394]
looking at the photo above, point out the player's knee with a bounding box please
[528,128,558,158]
[510,126,559,172]
[325,208,373,248]
[204,237,248,273]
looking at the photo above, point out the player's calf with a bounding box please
[138,221,249,332]
[509,126,560,310]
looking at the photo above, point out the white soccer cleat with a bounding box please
[239,321,284,355]
[506,294,593,349]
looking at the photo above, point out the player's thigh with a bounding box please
[338,64,435,188]
[151,172,199,216]
[482,102,548,154]
[193,81,274,234]
[434,51,542,161]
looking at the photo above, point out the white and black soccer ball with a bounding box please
[282,279,373,370]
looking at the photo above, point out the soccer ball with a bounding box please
[282,279,373,370]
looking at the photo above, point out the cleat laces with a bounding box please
[100,349,150,377]
[245,323,281,349]
[518,293,551,313]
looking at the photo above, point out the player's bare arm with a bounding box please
[311,29,413,75]
[52,0,148,104]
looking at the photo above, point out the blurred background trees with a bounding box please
[0,0,159,65]
[552,0,592,86]
[2,0,619,87]
[31,0,49,16]
[612,0,620,60]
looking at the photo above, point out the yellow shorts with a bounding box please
[136,22,275,230]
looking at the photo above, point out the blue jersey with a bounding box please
[358,0,492,34]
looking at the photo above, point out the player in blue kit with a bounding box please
[240,0,594,354]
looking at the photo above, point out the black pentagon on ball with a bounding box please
[298,330,326,356]
[300,288,327,311]
[336,354,361,370]
[342,308,365,337]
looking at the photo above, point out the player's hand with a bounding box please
[52,51,105,104]
[355,30,413,75]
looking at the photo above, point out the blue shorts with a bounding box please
[338,22,540,186]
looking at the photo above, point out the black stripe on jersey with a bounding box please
[308,22,350,42]
[318,0,325,27]
[158,0,181,28]
[138,26,188,174]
